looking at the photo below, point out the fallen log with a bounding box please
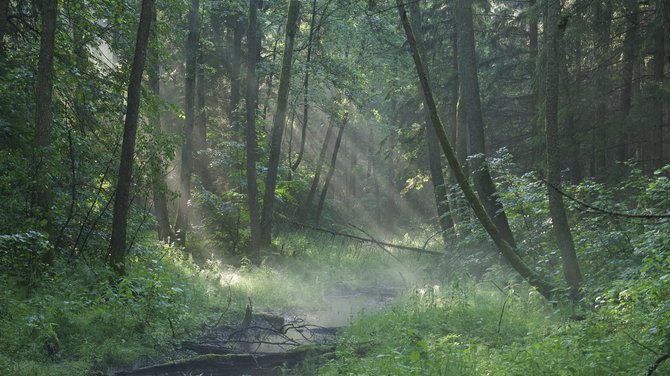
[115,344,334,376]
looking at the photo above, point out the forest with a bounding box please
[0,0,669,374]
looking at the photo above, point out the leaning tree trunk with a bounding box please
[315,116,346,224]
[175,0,200,246]
[408,0,453,243]
[246,0,262,254]
[544,0,582,300]
[291,0,318,172]
[455,0,517,250]
[299,122,335,221]
[33,0,58,263]
[260,0,301,248]
[396,0,556,299]
[109,0,154,274]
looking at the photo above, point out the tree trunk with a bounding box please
[148,13,172,243]
[528,0,541,163]
[291,0,318,172]
[651,0,665,170]
[455,0,517,250]
[33,0,58,262]
[230,14,244,123]
[408,0,453,243]
[315,116,346,224]
[617,0,638,163]
[299,122,335,220]
[174,0,200,245]
[195,49,213,192]
[396,0,556,299]
[109,0,154,274]
[246,0,262,254]
[260,0,301,248]
[0,0,8,58]
[544,0,582,300]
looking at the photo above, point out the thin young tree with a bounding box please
[33,0,58,263]
[315,113,347,223]
[109,0,154,274]
[299,121,335,220]
[396,0,556,299]
[544,0,582,300]
[175,0,200,245]
[260,0,301,247]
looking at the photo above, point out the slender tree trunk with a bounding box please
[291,0,318,171]
[617,0,639,162]
[109,0,154,274]
[299,122,335,220]
[230,15,244,123]
[174,0,199,246]
[408,0,453,243]
[545,0,582,300]
[262,24,282,121]
[315,116,346,224]
[195,49,213,191]
[0,0,8,58]
[593,1,612,176]
[455,0,517,250]
[260,0,301,248]
[651,1,665,170]
[528,0,542,163]
[246,0,262,254]
[33,0,58,262]
[148,13,172,242]
[396,0,556,299]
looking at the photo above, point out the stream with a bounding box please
[115,285,403,375]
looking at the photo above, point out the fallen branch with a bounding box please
[647,351,670,376]
[348,223,402,263]
[282,216,443,256]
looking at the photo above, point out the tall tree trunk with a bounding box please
[109,0,154,274]
[455,0,517,250]
[175,0,199,246]
[260,0,301,248]
[148,11,172,242]
[651,0,665,170]
[617,0,639,163]
[0,0,8,58]
[315,116,347,224]
[246,0,262,254]
[592,0,612,177]
[545,0,582,300]
[195,49,213,191]
[528,0,541,163]
[291,0,318,171]
[230,14,244,123]
[396,0,556,299]
[299,122,335,220]
[33,0,58,262]
[408,0,453,243]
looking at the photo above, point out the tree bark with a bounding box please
[396,0,556,299]
[260,0,301,248]
[299,122,335,220]
[291,0,318,172]
[455,0,517,250]
[174,0,200,245]
[230,14,244,123]
[246,0,262,254]
[651,0,665,170]
[544,0,582,300]
[617,0,638,162]
[408,0,453,243]
[315,116,346,224]
[33,0,58,262]
[195,49,213,191]
[148,13,172,243]
[109,0,154,274]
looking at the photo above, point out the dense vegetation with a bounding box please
[0,0,668,374]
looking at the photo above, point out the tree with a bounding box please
[175,0,200,245]
[396,0,556,299]
[315,113,347,224]
[260,0,301,248]
[408,0,453,244]
[291,0,318,172]
[33,0,58,262]
[109,0,154,273]
[454,0,517,250]
[298,121,335,220]
[246,0,262,253]
[0,0,10,58]
[544,0,582,300]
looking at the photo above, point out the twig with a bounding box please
[348,223,402,263]
[280,214,442,256]
[541,178,670,219]
[497,296,510,334]
[623,330,659,355]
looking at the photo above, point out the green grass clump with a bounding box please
[315,279,660,375]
